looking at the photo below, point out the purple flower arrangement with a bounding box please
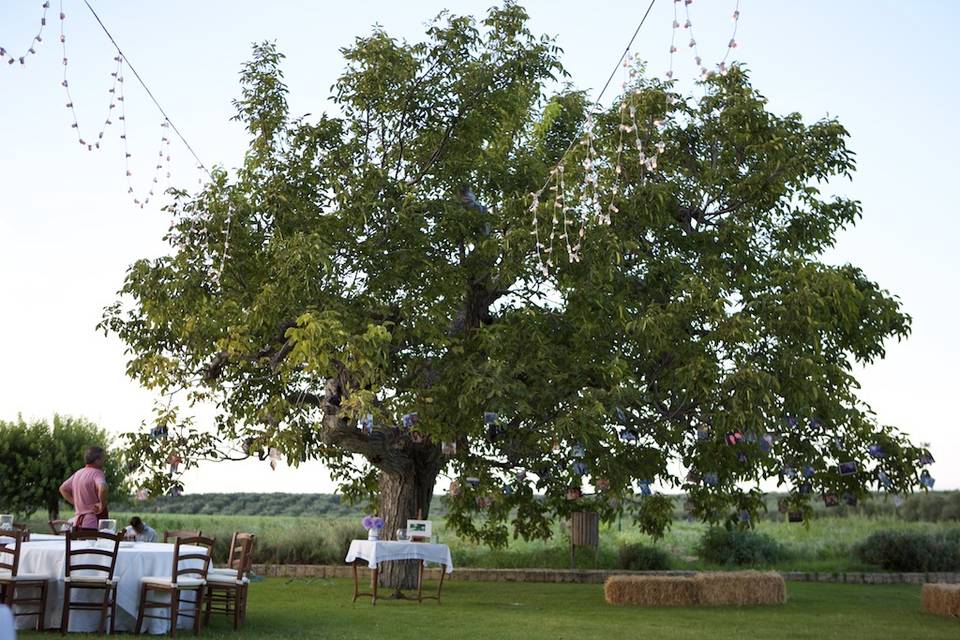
[362,515,384,531]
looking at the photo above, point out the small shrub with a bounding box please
[617,543,671,570]
[696,527,788,566]
[854,530,960,572]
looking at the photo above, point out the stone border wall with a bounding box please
[252,564,960,585]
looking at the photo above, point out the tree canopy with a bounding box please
[101,2,928,550]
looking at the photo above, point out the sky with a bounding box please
[0,1,957,494]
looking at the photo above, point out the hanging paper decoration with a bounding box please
[168,486,182,498]
[483,412,498,425]
[476,495,493,509]
[441,441,457,456]
[743,430,757,444]
[784,415,798,428]
[799,482,812,495]
[802,465,815,479]
[465,477,481,489]
[892,495,904,507]
[639,480,653,497]
[149,425,168,439]
[782,464,796,479]
[572,461,588,477]
[360,413,374,433]
[760,433,775,453]
[515,469,527,483]
[449,480,461,497]
[868,444,885,459]
[809,418,822,429]
[565,486,583,501]
[919,451,935,466]
[686,470,700,483]
[0,1,51,69]
[619,429,638,443]
[410,431,426,444]
[401,412,418,429]
[135,488,150,502]
[703,472,718,487]
[920,470,935,489]
[696,426,711,442]
[736,452,748,465]
[788,510,804,523]
[822,493,839,508]
[738,510,750,523]
[551,439,561,454]
[842,492,858,507]
[502,484,513,496]
[570,443,586,459]
[838,461,857,476]
[615,407,626,422]
[777,499,789,514]
[268,447,281,471]
[594,477,610,492]
[725,430,742,446]
[878,470,892,489]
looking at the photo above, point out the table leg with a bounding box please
[352,561,359,603]
[417,560,424,603]
[437,564,446,605]
[371,568,379,605]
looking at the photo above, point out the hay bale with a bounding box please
[922,583,960,618]
[695,571,787,606]
[604,575,698,606]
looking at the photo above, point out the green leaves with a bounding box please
[104,7,920,547]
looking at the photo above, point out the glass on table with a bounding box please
[98,519,118,534]
[395,529,408,541]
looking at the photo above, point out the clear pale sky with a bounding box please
[1,1,956,493]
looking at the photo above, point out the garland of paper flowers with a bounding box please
[0,1,50,68]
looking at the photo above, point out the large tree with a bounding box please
[102,3,929,587]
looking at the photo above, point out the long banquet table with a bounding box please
[10,540,207,634]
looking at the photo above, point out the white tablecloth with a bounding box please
[0,533,61,545]
[345,540,453,573]
[0,605,13,640]
[12,540,208,634]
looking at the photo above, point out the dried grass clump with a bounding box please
[695,571,786,606]
[604,575,698,606]
[922,583,960,618]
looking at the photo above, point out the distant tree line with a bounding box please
[0,415,128,519]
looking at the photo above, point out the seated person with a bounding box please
[124,516,158,542]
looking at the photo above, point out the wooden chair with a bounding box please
[60,530,121,635]
[0,529,49,631]
[10,525,29,542]
[163,530,202,544]
[48,520,72,536]
[203,534,253,630]
[135,536,213,636]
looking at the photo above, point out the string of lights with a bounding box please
[0,1,50,67]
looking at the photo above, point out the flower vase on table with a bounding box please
[362,515,384,541]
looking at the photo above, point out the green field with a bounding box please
[23,510,960,573]
[15,579,960,639]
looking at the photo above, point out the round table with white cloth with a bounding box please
[11,540,208,634]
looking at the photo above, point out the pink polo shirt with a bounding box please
[61,465,107,529]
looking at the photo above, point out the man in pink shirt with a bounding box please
[59,446,110,530]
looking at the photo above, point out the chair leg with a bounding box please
[38,580,49,632]
[193,587,204,636]
[169,587,179,637]
[135,584,147,635]
[232,587,241,630]
[60,583,71,635]
[97,586,110,635]
[110,584,118,635]
[203,586,213,627]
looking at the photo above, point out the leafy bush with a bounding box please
[854,530,960,572]
[901,492,960,523]
[617,543,670,570]
[696,527,788,566]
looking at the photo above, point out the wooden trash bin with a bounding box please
[570,511,600,569]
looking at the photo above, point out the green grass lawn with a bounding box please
[18,578,959,639]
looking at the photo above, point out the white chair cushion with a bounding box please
[65,575,113,585]
[0,572,49,582]
[141,576,205,588]
[206,573,248,586]
[207,567,236,575]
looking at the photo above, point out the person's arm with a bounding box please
[59,476,74,505]
[96,481,109,514]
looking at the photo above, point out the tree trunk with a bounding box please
[377,460,439,591]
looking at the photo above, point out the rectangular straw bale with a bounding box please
[922,583,960,618]
[604,575,698,606]
[695,571,787,606]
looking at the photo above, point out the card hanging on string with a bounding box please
[842,492,857,507]
[738,510,750,523]
[736,451,748,465]
[565,486,582,501]
[802,465,815,478]
[402,412,418,429]
[465,476,481,489]
[838,461,857,476]
[703,472,718,487]
[725,430,742,446]
[483,412,498,425]
[620,429,638,443]
[639,481,652,497]
[788,510,804,523]
[515,469,527,483]
[920,470,935,489]
[615,407,626,422]
[822,493,839,507]
[868,444,885,459]
[697,426,710,442]
[919,451,935,466]
[448,480,461,497]
[572,461,588,477]
[759,433,774,454]
[594,477,610,491]
[360,413,374,434]
[501,484,513,496]
[799,481,812,496]
[878,470,892,489]
[570,443,586,459]
[781,464,796,479]
[441,441,457,456]
[410,431,426,444]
